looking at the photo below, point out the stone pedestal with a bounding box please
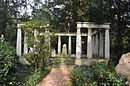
[51,49,56,57]
[62,44,67,55]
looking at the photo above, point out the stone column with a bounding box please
[92,35,95,55]
[76,28,81,59]
[33,29,38,52]
[45,30,50,48]
[24,31,28,55]
[58,36,61,54]
[68,36,71,54]
[16,24,22,57]
[105,28,110,59]
[95,33,99,56]
[87,28,92,58]
[99,32,104,57]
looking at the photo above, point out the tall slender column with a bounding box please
[87,28,92,58]
[45,30,50,48]
[95,33,99,56]
[92,35,95,55]
[16,24,22,57]
[68,36,71,54]
[99,32,104,57]
[76,28,81,59]
[58,36,61,54]
[105,28,110,59]
[33,29,38,52]
[24,31,28,55]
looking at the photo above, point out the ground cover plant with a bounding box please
[70,61,129,86]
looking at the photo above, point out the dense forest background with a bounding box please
[0,0,130,64]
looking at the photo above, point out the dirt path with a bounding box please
[36,65,73,86]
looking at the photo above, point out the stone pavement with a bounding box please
[36,65,73,86]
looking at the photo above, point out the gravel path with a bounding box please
[36,66,73,86]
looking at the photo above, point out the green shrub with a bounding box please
[25,66,52,86]
[70,61,129,86]
[0,41,17,86]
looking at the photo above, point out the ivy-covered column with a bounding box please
[24,31,28,55]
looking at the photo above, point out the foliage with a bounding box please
[11,62,51,86]
[70,61,129,86]
[43,0,111,32]
[25,66,52,86]
[22,20,51,71]
[85,0,110,23]
[0,41,17,86]
[0,0,28,46]
[110,0,130,63]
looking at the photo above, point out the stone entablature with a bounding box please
[77,22,110,29]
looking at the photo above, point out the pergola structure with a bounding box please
[76,22,110,59]
[16,22,111,65]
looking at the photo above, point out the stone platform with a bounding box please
[75,58,109,65]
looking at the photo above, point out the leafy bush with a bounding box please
[0,41,17,86]
[24,34,51,70]
[71,61,129,86]
[25,66,52,86]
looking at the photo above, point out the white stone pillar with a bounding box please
[68,36,71,54]
[33,29,38,52]
[105,28,110,59]
[24,31,28,55]
[58,36,61,54]
[99,32,104,57]
[16,24,22,57]
[95,33,99,56]
[87,28,92,58]
[76,28,81,59]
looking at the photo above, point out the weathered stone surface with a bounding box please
[62,44,67,55]
[51,49,56,57]
[115,53,130,80]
